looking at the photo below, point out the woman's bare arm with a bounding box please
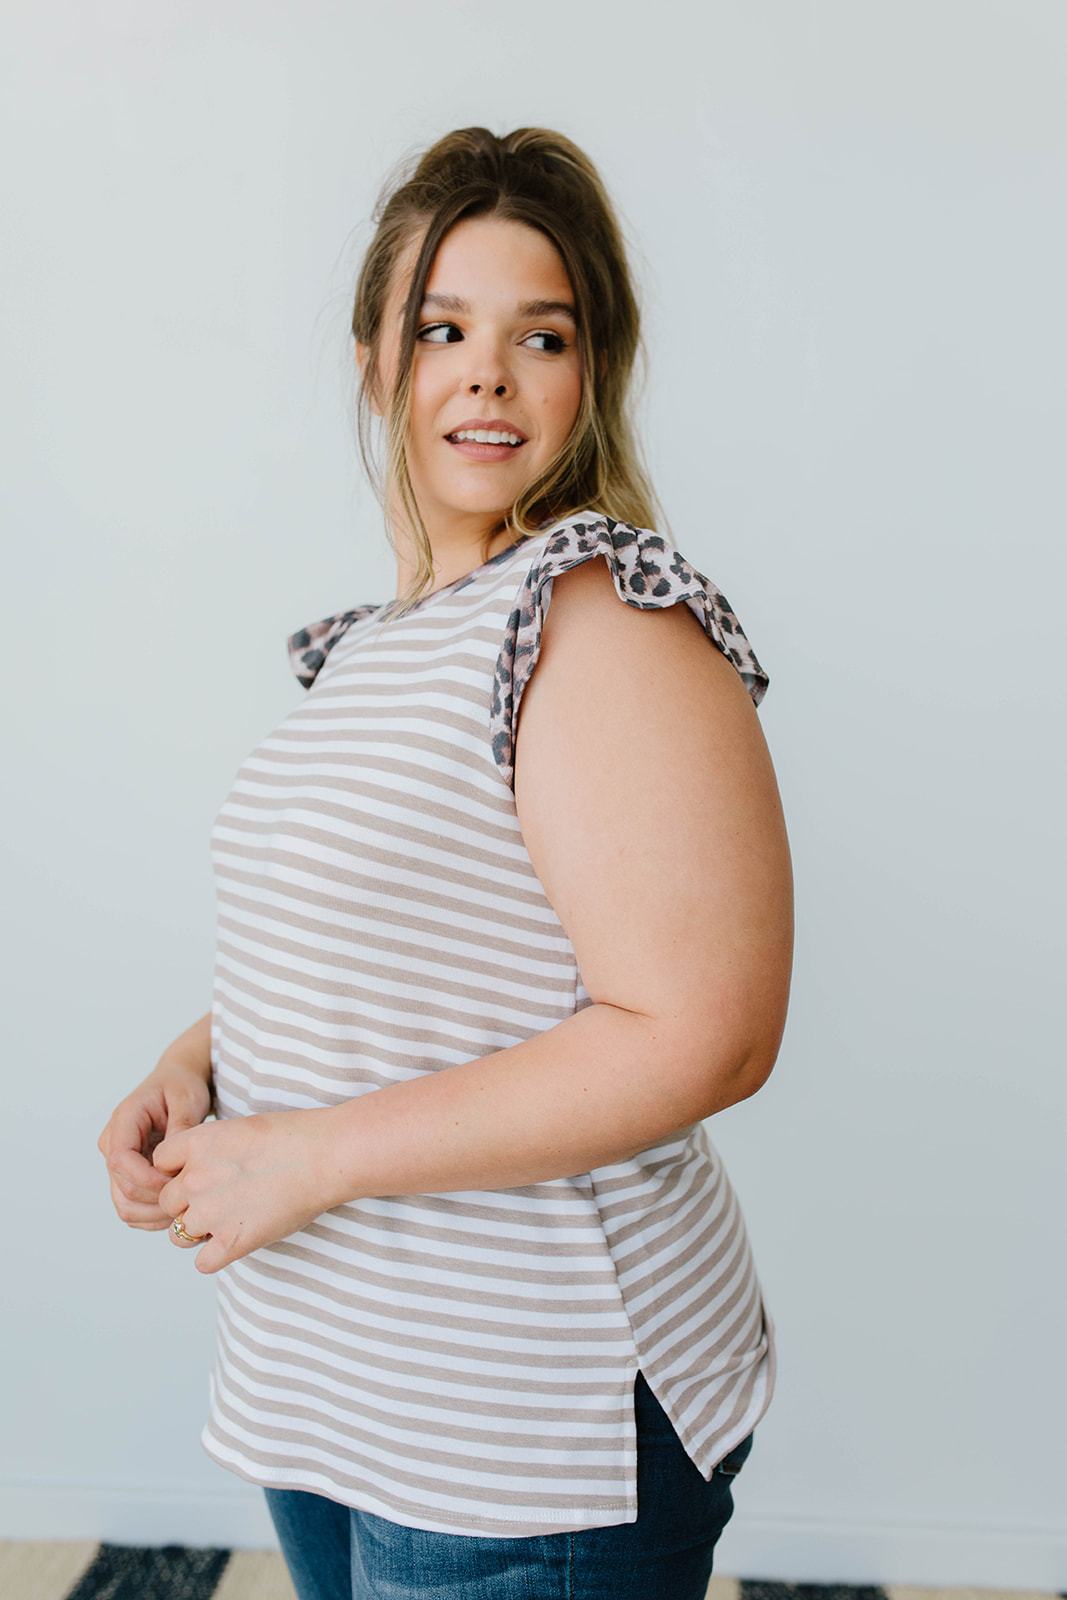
[515,555,794,1093]
[156,1009,213,1084]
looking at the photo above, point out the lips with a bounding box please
[446,436,526,462]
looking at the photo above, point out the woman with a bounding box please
[98,125,793,1600]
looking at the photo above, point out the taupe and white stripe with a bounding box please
[200,510,777,1538]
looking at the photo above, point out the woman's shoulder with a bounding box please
[489,510,770,789]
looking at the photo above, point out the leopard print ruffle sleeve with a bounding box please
[287,604,381,689]
[489,514,770,791]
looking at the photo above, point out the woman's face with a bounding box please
[362,215,584,539]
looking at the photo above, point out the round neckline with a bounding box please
[378,528,538,618]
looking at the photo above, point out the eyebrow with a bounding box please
[412,291,577,326]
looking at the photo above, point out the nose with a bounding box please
[463,334,512,398]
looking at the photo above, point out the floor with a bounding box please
[0,1545,1063,1600]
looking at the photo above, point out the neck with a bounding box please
[390,514,518,603]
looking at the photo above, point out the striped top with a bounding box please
[199,509,778,1538]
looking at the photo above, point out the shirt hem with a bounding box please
[200,1421,639,1539]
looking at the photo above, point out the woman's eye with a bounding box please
[416,322,463,344]
[525,330,568,353]
[415,322,568,354]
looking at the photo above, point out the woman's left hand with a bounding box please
[152,1107,339,1274]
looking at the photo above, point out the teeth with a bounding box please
[449,429,524,446]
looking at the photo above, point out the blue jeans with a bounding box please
[263,1370,755,1599]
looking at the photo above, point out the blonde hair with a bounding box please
[352,125,666,617]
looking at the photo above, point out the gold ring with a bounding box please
[172,1213,208,1243]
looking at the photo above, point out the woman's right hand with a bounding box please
[98,1060,214,1232]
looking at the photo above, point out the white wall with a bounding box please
[2,0,1063,1586]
